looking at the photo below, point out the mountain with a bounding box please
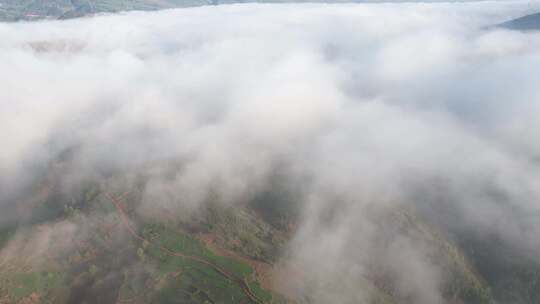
[0,0,209,21]
[2,3,540,304]
[0,157,494,304]
[1,0,359,21]
[499,12,540,31]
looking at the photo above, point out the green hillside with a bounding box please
[0,165,499,304]
[2,0,356,21]
[0,0,209,21]
[0,181,286,303]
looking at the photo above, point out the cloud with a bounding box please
[1,1,540,302]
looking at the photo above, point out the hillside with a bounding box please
[499,12,540,31]
[0,160,493,304]
[2,2,540,304]
[0,0,208,21]
[0,170,287,303]
[0,0,362,21]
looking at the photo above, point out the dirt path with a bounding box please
[197,232,275,292]
[105,192,265,304]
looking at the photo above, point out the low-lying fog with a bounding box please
[1,1,540,303]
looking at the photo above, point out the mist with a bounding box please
[2,1,540,303]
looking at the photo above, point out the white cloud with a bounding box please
[2,2,540,302]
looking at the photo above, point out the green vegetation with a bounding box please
[460,233,540,304]
[0,271,65,301]
[204,202,287,262]
[0,0,208,21]
[0,227,15,249]
[383,209,494,304]
[142,222,262,303]
[0,0,365,22]
[1,172,533,304]
[247,280,273,302]
[0,179,285,303]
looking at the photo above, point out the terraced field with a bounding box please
[0,183,287,304]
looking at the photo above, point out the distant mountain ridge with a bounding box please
[5,1,539,25]
[499,12,540,31]
[0,0,208,21]
[0,0,355,21]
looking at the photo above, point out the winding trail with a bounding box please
[105,192,264,304]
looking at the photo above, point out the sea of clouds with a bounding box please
[1,1,540,302]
